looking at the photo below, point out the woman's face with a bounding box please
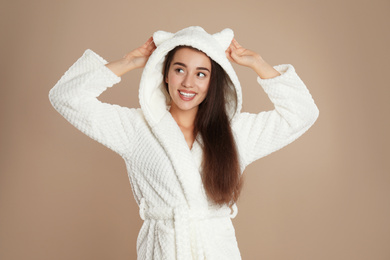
[165,47,211,114]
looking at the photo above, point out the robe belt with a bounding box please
[139,198,238,260]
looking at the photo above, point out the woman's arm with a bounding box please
[48,38,156,157]
[227,39,319,167]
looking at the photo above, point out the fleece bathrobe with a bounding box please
[49,26,319,260]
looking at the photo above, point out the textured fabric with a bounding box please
[49,26,319,260]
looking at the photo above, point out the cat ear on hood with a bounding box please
[212,28,234,51]
[153,30,174,46]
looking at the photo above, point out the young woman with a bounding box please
[49,26,319,260]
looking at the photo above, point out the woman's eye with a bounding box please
[198,72,206,78]
[175,68,184,73]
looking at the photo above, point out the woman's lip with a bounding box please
[178,89,196,94]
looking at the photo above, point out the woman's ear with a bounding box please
[212,28,234,51]
[153,30,174,46]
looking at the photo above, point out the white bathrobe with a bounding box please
[49,26,319,260]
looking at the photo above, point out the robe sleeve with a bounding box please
[48,49,137,157]
[232,64,319,168]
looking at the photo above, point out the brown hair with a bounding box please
[163,46,243,206]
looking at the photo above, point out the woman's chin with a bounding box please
[170,101,199,114]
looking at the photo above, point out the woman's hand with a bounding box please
[226,38,263,69]
[123,37,157,69]
[106,37,156,77]
[226,38,281,79]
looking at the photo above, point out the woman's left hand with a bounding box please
[225,39,264,69]
[226,38,281,79]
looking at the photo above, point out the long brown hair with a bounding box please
[163,46,243,206]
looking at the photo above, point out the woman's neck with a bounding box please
[169,105,197,129]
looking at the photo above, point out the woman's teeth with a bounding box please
[179,91,196,97]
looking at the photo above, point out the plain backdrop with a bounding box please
[1,0,389,259]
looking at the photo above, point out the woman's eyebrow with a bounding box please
[173,62,210,72]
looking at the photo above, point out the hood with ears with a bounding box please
[138,26,242,128]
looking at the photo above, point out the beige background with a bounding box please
[1,0,389,259]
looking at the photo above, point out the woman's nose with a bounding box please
[182,75,194,88]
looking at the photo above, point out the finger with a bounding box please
[150,41,157,50]
[227,54,234,63]
[229,44,240,58]
[225,49,232,61]
[143,39,157,55]
[149,45,157,55]
[226,48,236,63]
[143,37,154,48]
[228,41,236,51]
[230,50,238,60]
[230,48,243,62]
[226,44,234,60]
[146,40,156,52]
[232,38,241,48]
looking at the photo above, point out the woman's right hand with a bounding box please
[123,37,157,69]
[106,37,156,77]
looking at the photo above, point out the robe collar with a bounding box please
[150,110,208,208]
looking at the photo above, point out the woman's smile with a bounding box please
[178,89,197,100]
